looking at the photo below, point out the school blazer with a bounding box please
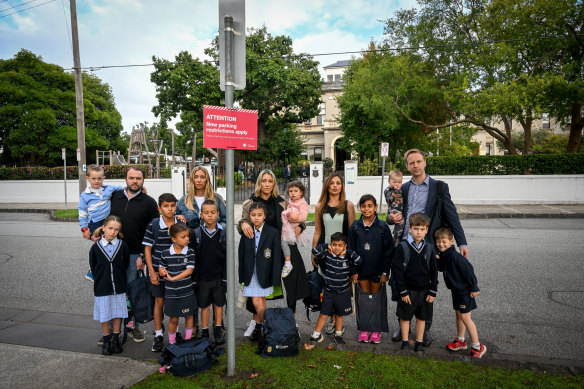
[238,224,282,289]
[400,177,467,246]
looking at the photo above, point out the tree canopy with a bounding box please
[150,26,322,165]
[0,49,125,166]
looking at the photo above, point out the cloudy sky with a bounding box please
[1,0,415,133]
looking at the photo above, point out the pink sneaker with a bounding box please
[369,332,381,344]
[358,331,370,343]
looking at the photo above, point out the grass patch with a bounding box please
[131,344,582,389]
[53,209,78,218]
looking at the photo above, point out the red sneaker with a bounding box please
[446,338,467,351]
[369,332,381,344]
[470,343,487,358]
[358,331,370,343]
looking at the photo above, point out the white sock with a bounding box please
[284,262,292,268]
[335,331,343,336]
[458,336,465,342]
[155,329,163,337]
[471,342,480,349]
[312,331,321,337]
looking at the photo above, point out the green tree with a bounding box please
[150,26,321,165]
[0,49,125,166]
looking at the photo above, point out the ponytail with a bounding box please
[93,215,124,239]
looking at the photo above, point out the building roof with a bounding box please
[324,60,351,69]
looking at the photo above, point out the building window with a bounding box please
[485,143,492,155]
[335,74,341,81]
[542,113,550,129]
[327,75,333,82]
[319,102,326,115]
[317,115,324,125]
[314,147,322,161]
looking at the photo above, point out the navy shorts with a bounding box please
[451,290,477,314]
[164,294,197,318]
[396,289,433,321]
[320,289,352,317]
[195,279,226,308]
[88,219,105,234]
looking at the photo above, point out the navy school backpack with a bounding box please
[302,268,324,320]
[159,338,224,377]
[257,307,300,357]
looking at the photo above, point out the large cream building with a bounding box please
[300,60,571,166]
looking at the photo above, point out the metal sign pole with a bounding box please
[380,142,389,212]
[62,149,68,209]
[224,14,236,377]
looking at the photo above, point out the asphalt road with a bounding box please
[0,213,583,365]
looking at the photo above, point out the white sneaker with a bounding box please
[281,263,293,278]
[244,319,256,337]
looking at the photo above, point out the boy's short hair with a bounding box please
[358,193,377,207]
[287,180,305,195]
[249,201,268,215]
[388,170,403,180]
[169,223,189,238]
[86,164,104,176]
[158,193,177,205]
[434,226,454,240]
[201,199,218,211]
[330,232,347,244]
[409,212,431,227]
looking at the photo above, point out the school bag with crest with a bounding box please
[159,338,224,377]
[257,307,300,357]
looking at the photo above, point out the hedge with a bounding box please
[424,154,584,175]
[0,164,171,180]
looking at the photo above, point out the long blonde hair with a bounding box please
[93,215,124,239]
[185,166,216,211]
[315,173,346,217]
[254,169,279,198]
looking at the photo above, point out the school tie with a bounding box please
[254,230,261,253]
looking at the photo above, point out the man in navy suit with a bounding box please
[388,149,468,345]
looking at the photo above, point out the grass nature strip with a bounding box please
[131,344,582,389]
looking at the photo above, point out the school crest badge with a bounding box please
[264,248,272,259]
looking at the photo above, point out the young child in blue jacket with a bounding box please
[435,227,486,358]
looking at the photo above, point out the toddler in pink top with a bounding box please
[281,180,309,278]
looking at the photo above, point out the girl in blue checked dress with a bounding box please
[89,215,130,355]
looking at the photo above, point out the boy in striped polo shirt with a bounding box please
[310,232,361,344]
[158,223,197,345]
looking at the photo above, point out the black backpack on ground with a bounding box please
[257,307,300,357]
[126,270,154,324]
[159,338,224,377]
[302,268,324,320]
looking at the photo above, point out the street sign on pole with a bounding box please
[381,142,389,157]
[219,0,245,91]
[203,105,258,150]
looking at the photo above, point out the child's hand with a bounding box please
[380,274,389,284]
[82,229,91,240]
[141,186,148,194]
[401,295,411,305]
[426,295,435,303]
[340,248,346,257]
[176,215,187,224]
[158,268,167,277]
[470,291,480,298]
[351,274,358,284]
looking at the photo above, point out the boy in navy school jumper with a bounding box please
[435,227,486,358]
[392,212,438,352]
[80,164,123,282]
[310,232,361,344]
[143,193,184,352]
[189,199,227,345]
[158,223,197,345]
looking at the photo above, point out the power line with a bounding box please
[60,0,72,54]
[2,33,582,76]
[0,0,56,18]
[1,0,42,13]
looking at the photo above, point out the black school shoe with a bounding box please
[201,328,210,338]
[101,335,112,356]
[214,326,225,345]
[249,323,262,342]
[334,334,345,344]
[151,335,164,352]
[423,329,432,347]
[414,341,424,352]
[111,335,123,354]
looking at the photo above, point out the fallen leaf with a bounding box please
[304,343,316,350]
[327,346,334,350]
[347,352,355,357]
[250,372,259,379]
[308,365,318,369]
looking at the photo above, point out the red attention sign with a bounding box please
[203,105,258,150]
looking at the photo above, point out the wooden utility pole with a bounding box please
[70,0,86,193]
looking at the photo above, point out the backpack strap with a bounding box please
[193,228,201,249]
[424,243,433,269]
[151,217,160,243]
[166,339,213,358]
[399,241,410,270]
